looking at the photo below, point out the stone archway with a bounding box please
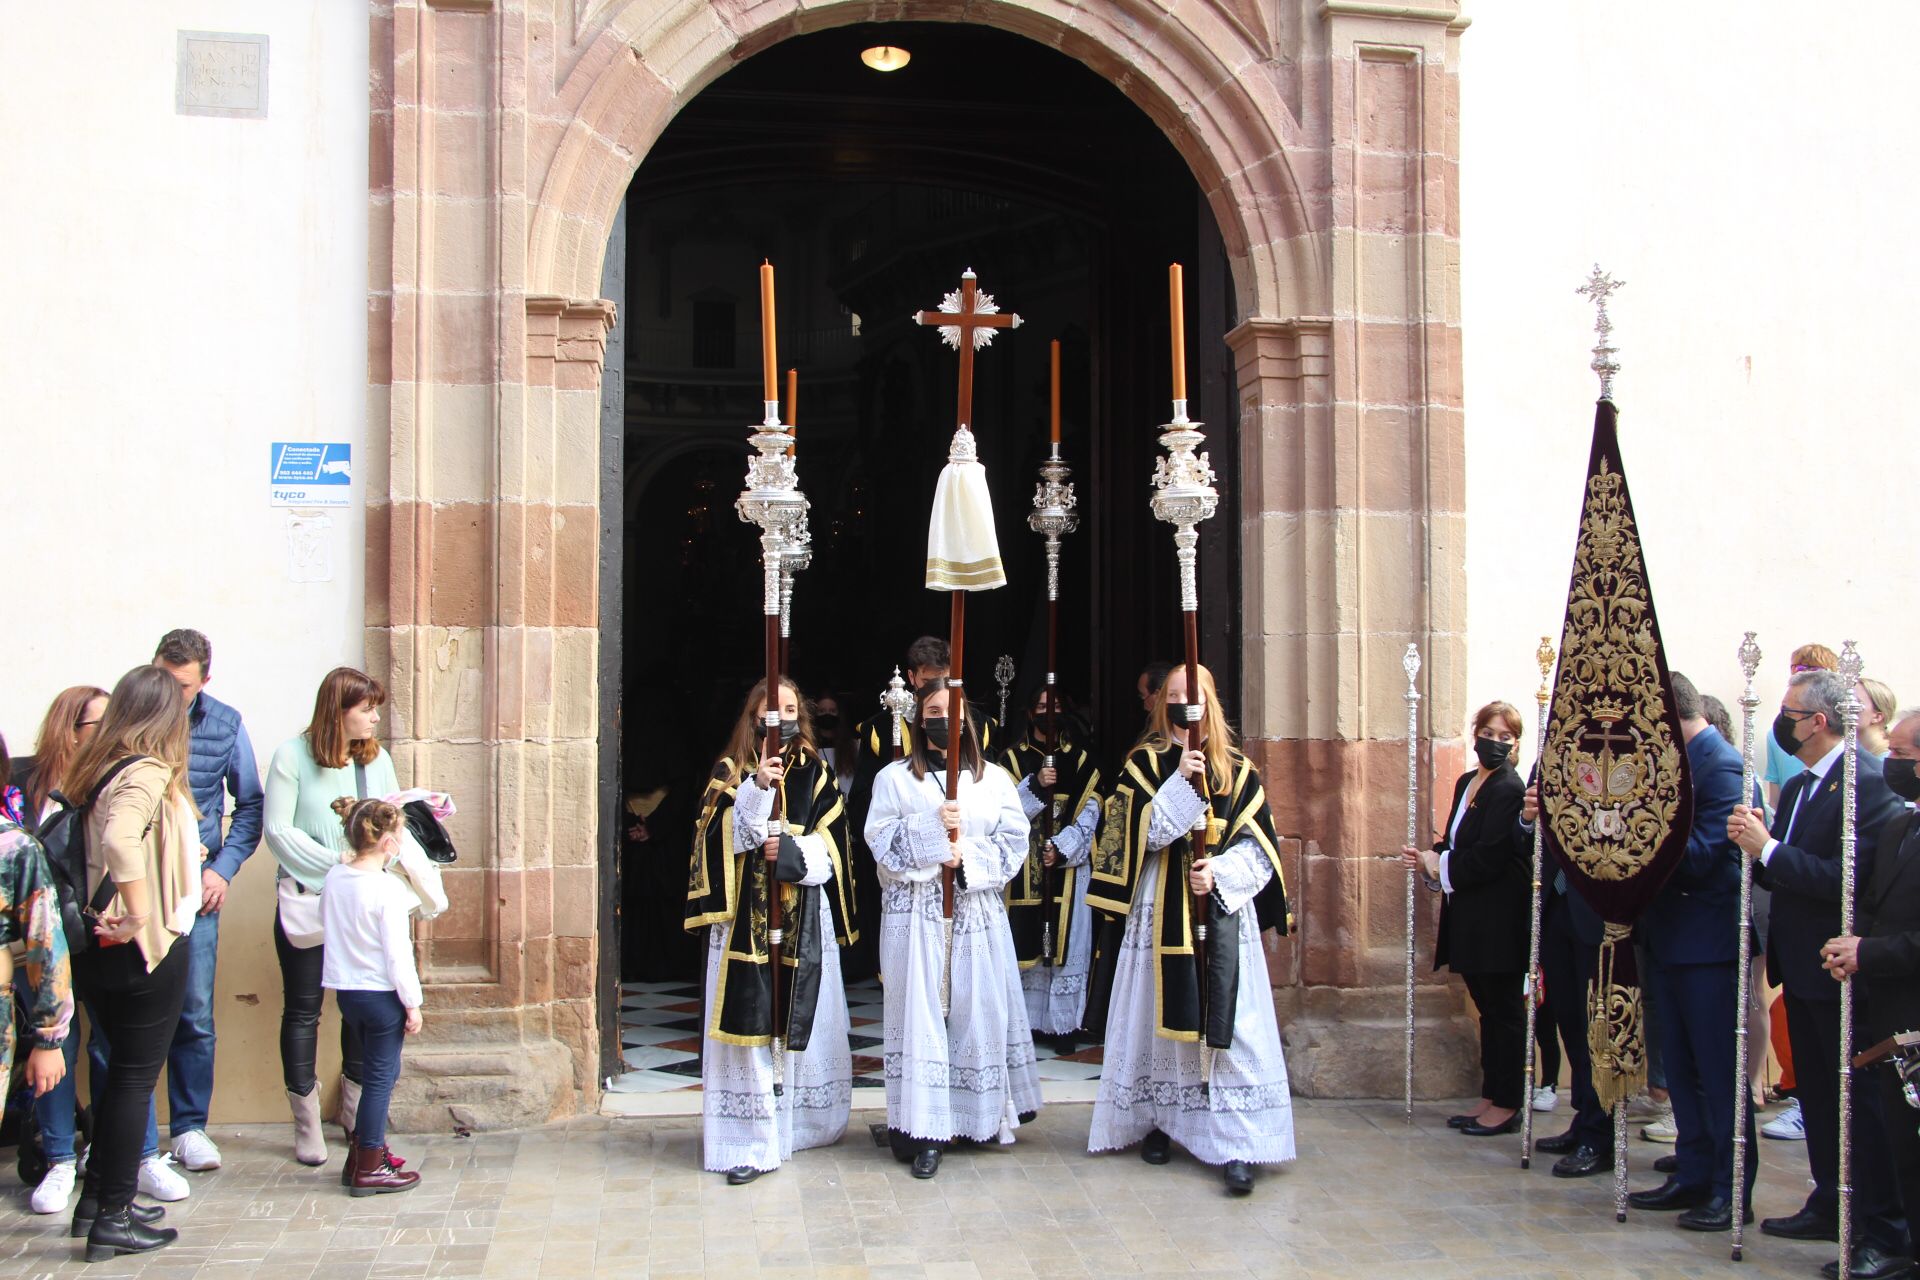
[368,0,1473,1127]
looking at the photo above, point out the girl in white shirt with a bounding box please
[321,799,423,1197]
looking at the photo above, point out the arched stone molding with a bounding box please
[524,0,1329,324]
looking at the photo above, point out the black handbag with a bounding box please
[403,800,458,864]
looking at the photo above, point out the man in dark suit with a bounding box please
[1822,709,1920,1279]
[1629,672,1757,1229]
[1730,669,1909,1277]
[1520,777,1614,1178]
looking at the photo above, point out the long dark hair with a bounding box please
[906,680,984,783]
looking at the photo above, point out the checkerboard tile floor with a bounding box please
[610,980,1106,1100]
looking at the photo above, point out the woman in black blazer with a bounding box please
[1402,700,1529,1136]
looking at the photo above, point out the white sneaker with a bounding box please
[1640,1101,1678,1143]
[74,1143,87,1178]
[1761,1097,1806,1141]
[137,1153,191,1202]
[1530,1086,1559,1113]
[171,1130,222,1172]
[29,1161,76,1215]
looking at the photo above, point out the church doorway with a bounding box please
[598,22,1244,1086]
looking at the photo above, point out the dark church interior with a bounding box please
[606,22,1244,985]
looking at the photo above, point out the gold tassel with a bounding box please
[1586,920,1646,1110]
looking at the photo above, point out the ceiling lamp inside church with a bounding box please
[860,45,911,72]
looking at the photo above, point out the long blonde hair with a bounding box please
[64,666,196,812]
[713,677,814,787]
[1139,663,1236,791]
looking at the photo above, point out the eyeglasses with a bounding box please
[1778,708,1817,721]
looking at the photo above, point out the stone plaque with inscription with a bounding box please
[176,31,269,119]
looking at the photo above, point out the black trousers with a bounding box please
[1646,954,1756,1202]
[1462,970,1526,1110]
[1541,892,1611,1149]
[1535,1015,1562,1090]
[1781,989,1906,1251]
[1879,1064,1920,1266]
[73,940,189,1213]
[274,911,364,1094]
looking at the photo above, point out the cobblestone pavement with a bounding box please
[0,1100,1868,1279]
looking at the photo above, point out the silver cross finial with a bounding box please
[1576,265,1625,399]
[1576,265,1625,400]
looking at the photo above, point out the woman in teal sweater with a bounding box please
[265,667,419,1169]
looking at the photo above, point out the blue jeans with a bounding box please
[17,979,158,1164]
[334,990,406,1149]
[166,905,220,1135]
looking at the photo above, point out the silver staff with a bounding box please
[736,384,808,1092]
[1402,643,1421,1125]
[1615,1097,1629,1222]
[1731,631,1762,1261]
[1523,636,1555,1167]
[881,666,913,758]
[1030,426,1079,966]
[995,654,1016,729]
[1836,641,1864,1272]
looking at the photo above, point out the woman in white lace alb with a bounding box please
[865,680,1040,1179]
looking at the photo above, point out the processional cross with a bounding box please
[915,269,1024,429]
[1575,264,1626,400]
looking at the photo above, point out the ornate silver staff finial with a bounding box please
[736,411,807,628]
[1575,264,1625,401]
[994,655,1016,726]
[881,665,914,749]
[1739,632,1763,687]
[1150,418,1219,614]
[778,521,812,640]
[1029,447,1079,605]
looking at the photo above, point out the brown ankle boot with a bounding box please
[348,1144,420,1197]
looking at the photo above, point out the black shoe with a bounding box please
[1223,1161,1254,1196]
[70,1199,164,1239]
[1760,1207,1839,1242]
[1533,1128,1580,1156]
[1653,1154,1678,1174]
[910,1148,942,1180]
[1677,1197,1754,1232]
[1017,1110,1037,1125]
[1461,1112,1520,1137]
[1551,1145,1614,1178]
[1820,1246,1915,1279]
[1141,1129,1171,1166]
[84,1208,178,1263]
[1446,1112,1484,1129]
[725,1166,764,1185]
[1628,1177,1711,1211]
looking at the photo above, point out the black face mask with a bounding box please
[1474,737,1513,770]
[1885,757,1920,803]
[921,718,951,751]
[1772,710,1806,756]
[1165,702,1200,731]
[814,713,839,734]
[778,719,800,748]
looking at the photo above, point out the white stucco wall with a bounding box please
[0,4,369,1120]
[1459,0,1919,748]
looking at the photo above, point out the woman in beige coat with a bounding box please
[61,666,200,1261]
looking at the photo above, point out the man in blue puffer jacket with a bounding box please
[152,629,264,1174]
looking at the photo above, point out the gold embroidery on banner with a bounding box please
[1586,922,1647,1108]
[1541,457,1685,881]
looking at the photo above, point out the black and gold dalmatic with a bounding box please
[1085,744,1289,1047]
[684,750,854,1049]
[1000,735,1100,970]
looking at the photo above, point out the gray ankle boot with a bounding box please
[288,1087,328,1167]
